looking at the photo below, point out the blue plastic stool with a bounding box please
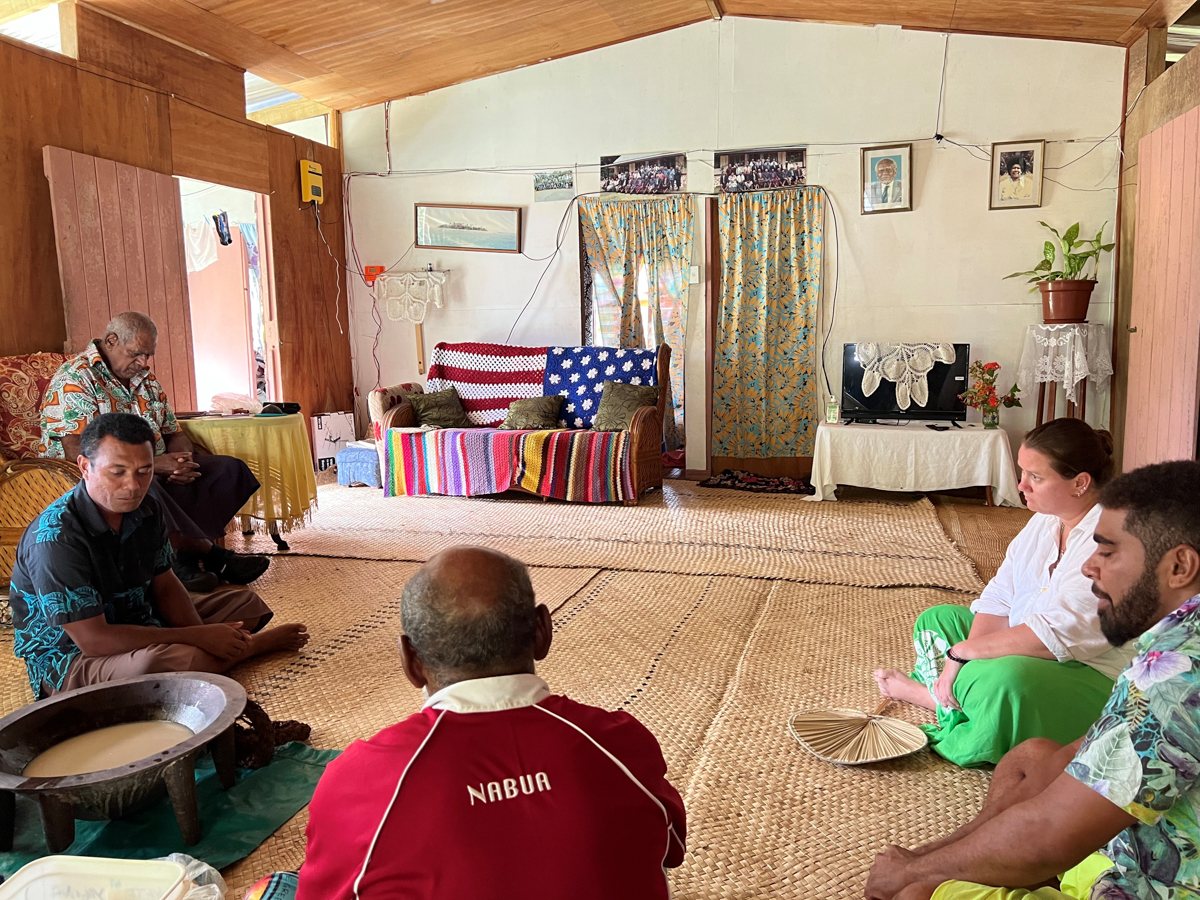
[335,444,382,488]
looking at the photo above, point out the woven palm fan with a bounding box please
[788,699,927,765]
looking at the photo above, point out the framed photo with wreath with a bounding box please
[989,140,1045,210]
[861,143,912,214]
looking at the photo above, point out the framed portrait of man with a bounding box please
[861,144,912,214]
[990,140,1045,210]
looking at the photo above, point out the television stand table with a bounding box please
[807,421,1023,507]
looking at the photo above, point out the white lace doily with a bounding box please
[377,271,448,324]
[1016,324,1112,403]
[856,342,957,410]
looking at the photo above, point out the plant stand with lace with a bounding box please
[1016,324,1112,425]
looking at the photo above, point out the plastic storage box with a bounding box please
[0,856,187,900]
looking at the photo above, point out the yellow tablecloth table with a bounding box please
[179,414,317,544]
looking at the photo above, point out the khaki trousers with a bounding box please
[54,585,273,695]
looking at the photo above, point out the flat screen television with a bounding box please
[840,343,969,422]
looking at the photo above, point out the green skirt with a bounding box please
[912,604,1115,767]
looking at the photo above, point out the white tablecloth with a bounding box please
[808,421,1024,507]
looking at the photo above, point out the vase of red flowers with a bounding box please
[960,361,1021,429]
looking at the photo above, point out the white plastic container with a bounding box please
[0,855,187,900]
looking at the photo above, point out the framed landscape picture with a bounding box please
[989,140,1045,210]
[861,144,912,214]
[415,204,523,253]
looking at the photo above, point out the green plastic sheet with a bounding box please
[0,742,338,878]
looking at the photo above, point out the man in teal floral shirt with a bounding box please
[865,460,1200,900]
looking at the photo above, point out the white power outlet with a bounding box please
[688,265,700,284]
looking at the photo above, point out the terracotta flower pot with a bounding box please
[1038,280,1096,324]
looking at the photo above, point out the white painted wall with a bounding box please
[341,18,1124,468]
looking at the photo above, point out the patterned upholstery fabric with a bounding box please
[543,346,659,429]
[0,353,69,458]
[592,382,660,432]
[499,396,563,430]
[409,388,472,429]
[367,382,423,426]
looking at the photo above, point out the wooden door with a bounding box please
[1123,105,1200,471]
[42,146,197,410]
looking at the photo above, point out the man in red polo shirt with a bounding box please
[295,546,686,900]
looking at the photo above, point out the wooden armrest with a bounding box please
[626,404,664,505]
[380,400,416,430]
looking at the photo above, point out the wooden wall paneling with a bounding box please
[69,151,113,342]
[115,162,149,315]
[94,156,130,311]
[266,130,353,420]
[1123,106,1200,470]
[41,146,91,353]
[71,2,247,121]
[156,170,196,409]
[174,179,198,411]
[169,98,270,195]
[139,167,174,402]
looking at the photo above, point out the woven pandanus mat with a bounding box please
[223,567,774,897]
[934,498,1032,583]
[671,581,988,899]
[234,480,984,594]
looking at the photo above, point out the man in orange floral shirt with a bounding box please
[41,312,268,590]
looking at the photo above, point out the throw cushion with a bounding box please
[592,381,660,432]
[408,388,471,429]
[0,352,70,459]
[499,396,563,430]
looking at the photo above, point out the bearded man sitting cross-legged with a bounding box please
[865,459,1200,900]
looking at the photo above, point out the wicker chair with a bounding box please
[0,353,80,584]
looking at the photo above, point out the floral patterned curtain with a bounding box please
[578,195,694,450]
[712,187,824,458]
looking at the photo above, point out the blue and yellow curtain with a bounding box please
[712,187,823,458]
[578,195,694,450]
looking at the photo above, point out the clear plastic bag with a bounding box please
[155,854,227,899]
[209,393,263,415]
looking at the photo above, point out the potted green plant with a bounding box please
[1005,222,1114,323]
[960,361,1021,429]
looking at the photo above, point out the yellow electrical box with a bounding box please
[300,160,324,204]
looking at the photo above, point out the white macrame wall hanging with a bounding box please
[376,270,448,375]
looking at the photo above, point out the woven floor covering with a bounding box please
[0,490,1009,898]
[233,480,984,593]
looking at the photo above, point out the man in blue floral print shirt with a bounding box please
[10,413,307,699]
[865,460,1200,900]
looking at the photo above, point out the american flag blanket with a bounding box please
[381,427,632,503]
[543,345,659,428]
[425,342,549,427]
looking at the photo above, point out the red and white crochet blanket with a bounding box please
[425,342,549,427]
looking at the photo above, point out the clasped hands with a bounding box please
[155,450,201,484]
[864,845,920,900]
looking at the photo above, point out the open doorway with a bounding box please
[177,177,276,409]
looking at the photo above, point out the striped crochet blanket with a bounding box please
[425,342,549,427]
[381,427,632,503]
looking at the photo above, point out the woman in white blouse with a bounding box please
[874,418,1133,767]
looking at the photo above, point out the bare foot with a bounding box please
[873,668,937,711]
[248,623,310,657]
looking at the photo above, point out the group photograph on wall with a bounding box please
[989,139,1045,210]
[600,153,688,194]
[713,146,807,193]
[861,143,913,214]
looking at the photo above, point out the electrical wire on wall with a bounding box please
[817,185,841,402]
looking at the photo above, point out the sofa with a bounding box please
[0,353,81,587]
[376,342,668,505]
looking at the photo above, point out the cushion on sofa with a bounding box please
[499,396,563,430]
[592,382,660,432]
[409,388,471,428]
